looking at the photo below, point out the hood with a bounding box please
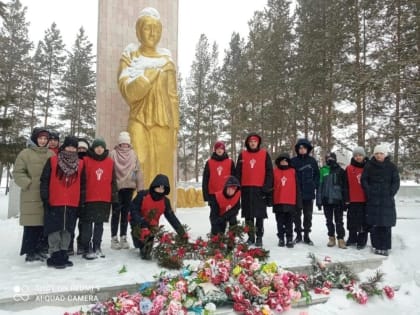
[294,138,313,155]
[275,153,291,168]
[149,174,170,195]
[244,132,262,151]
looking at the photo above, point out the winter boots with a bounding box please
[120,236,130,249]
[346,231,357,247]
[286,238,294,248]
[255,237,263,247]
[111,236,122,250]
[337,239,347,249]
[47,251,66,269]
[303,233,314,245]
[294,233,302,244]
[278,238,285,247]
[327,236,336,247]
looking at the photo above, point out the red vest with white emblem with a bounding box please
[241,149,267,187]
[273,167,296,205]
[49,156,83,207]
[208,158,232,194]
[140,194,166,226]
[346,164,366,202]
[84,156,114,202]
[215,190,241,216]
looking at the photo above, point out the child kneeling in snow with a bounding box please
[209,176,241,235]
[129,174,185,259]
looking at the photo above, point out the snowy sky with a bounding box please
[20,0,268,76]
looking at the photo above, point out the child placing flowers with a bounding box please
[129,174,185,259]
[209,176,241,235]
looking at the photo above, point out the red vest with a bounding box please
[215,190,241,216]
[49,156,83,207]
[346,164,366,202]
[240,149,267,187]
[140,194,165,226]
[273,168,297,205]
[84,156,114,202]
[208,158,233,194]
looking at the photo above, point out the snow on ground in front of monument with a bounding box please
[0,188,419,314]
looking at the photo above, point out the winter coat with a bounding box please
[235,133,273,219]
[290,139,320,201]
[361,157,400,227]
[79,149,118,223]
[129,174,184,234]
[209,176,241,225]
[40,156,85,235]
[202,152,235,201]
[13,140,54,226]
[316,162,346,207]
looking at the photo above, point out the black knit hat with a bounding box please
[49,131,60,140]
[60,136,79,151]
[275,153,291,167]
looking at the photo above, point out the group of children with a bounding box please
[202,133,400,257]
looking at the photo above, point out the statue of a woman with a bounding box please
[117,7,179,201]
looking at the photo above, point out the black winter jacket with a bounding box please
[361,157,400,227]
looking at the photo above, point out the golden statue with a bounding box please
[117,7,179,202]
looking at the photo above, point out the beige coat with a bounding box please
[13,142,54,226]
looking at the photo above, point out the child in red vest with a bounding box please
[273,153,301,248]
[235,133,273,247]
[40,136,84,268]
[80,138,118,260]
[129,174,185,260]
[344,147,369,249]
[209,176,241,235]
[202,140,235,228]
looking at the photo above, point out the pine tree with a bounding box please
[60,27,96,138]
[37,22,66,128]
[0,0,32,187]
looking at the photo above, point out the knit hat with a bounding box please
[275,153,291,167]
[213,141,225,151]
[325,152,337,161]
[352,146,366,157]
[118,131,131,145]
[49,131,60,140]
[373,144,388,155]
[78,138,90,150]
[60,136,79,150]
[30,127,50,145]
[92,137,106,150]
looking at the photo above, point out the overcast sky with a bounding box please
[20,0,268,77]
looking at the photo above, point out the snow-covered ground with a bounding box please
[0,186,419,314]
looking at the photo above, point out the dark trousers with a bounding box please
[80,221,104,251]
[211,216,238,235]
[275,212,293,241]
[20,226,44,256]
[347,203,368,246]
[245,217,264,237]
[294,200,313,234]
[371,226,392,250]
[111,188,134,237]
[323,205,345,239]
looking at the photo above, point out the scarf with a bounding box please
[57,150,79,186]
[112,145,138,183]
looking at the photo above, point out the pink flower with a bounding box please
[383,286,395,299]
[171,290,182,301]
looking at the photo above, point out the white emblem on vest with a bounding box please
[250,158,256,169]
[217,166,223,176]
[96,168,104,181]
[226,204,232,211]
[281,176,287,186]
[356,173,361,184]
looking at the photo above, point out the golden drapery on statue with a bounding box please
[117,7,179,202]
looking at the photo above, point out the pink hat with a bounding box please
[213,141,225,151]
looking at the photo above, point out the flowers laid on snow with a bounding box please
[65,224,396,315]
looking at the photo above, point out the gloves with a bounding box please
[317,204,323,211]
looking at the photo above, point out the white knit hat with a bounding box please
[373,144,388,155]
[352,146,366,157]
[118,131,131,145]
